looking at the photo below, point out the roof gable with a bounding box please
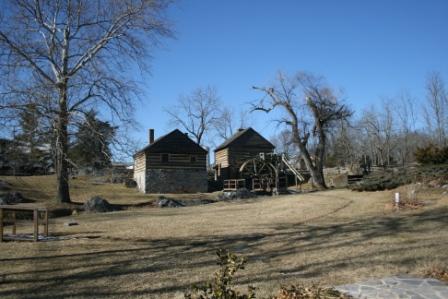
[136,129,207,155]
[214,128,275,152]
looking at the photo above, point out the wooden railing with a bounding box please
[223,179,246,191]
[0,205,49,242]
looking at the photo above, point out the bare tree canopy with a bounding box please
[270,129,297,159]
[424,72,448,146]
[214,107,251,141]
[0,0,172,203]
[252,71,352,189]
[359,101,394,167]
[166,86,220,146]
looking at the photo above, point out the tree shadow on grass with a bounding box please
[0,206,447,298]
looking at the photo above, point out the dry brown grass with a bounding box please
[0,175,218,208]
[0,176,447,298]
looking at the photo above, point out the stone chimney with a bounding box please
[149,129,155,144]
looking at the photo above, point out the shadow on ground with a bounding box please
[0,205,447,298]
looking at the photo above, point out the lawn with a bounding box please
[0,175,218,208]
[0,176,447,298]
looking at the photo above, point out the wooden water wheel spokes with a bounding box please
[239,157,278,192]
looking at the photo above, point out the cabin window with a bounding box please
[190,155,197,163]
[161,153,169,163]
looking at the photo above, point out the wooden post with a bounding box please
[12,211,16,235]
[33,209,38,242]
[44,210,48,237]
[0,208,3,242]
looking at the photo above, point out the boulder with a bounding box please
[156,196,185,208]
[83,196,115,213]
[0,191,25,205]
[428,180,441,188]
[124,179,137,188]
[218,188,256,201]
[329,174,348,188]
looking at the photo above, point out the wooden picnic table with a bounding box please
[0,204,49,242]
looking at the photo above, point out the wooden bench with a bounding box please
[0,205,49,242]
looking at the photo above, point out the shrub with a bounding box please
[350,164,448,192]
[184,249,256,299]
[350,169,412,192]
[415,144,448,164]
[272,284,351,299]
[185,250,352,299]
[424,265,448,283]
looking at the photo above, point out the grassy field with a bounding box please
[0,175,218,208]
[0,176,447,298]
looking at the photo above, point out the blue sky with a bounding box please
[133,0,448,147]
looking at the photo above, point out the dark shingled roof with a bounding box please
[135,129,207,155]
[214,127,275,152]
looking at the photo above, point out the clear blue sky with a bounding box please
[133,0,448,147]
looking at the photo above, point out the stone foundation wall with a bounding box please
[145,168,207,193]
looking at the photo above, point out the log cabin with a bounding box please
[133,129,208,193]
[214,128,275,181]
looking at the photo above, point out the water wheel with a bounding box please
[239,157,277,192]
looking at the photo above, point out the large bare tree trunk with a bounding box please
[295,134,327,190]
[311,168,326,189]
[56,84,70,203]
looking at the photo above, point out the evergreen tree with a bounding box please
[13,104,54,174]
[70,111,116,170]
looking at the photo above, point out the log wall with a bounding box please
[146,153,206,169]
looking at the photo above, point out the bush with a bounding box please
[415,144,448,164]
[184,249,256,299]
[350,164,448,192]
[424,265,448,283]
[185,250,351,299]
[350,169,412,192]
[272,285,351,299]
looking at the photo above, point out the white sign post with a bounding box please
[394,192,400,208]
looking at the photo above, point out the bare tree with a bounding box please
[252,72,352,190]
[0,0,172,203]
[359,101,396,168]
[381,101,395,166]
[326,119,357,168]
[166,86,220,145]
[214,107,251,141]
[270,129,297,159]
[424,72,447,146]
[394,91,418,165]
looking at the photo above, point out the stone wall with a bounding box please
[145,168,207,193]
